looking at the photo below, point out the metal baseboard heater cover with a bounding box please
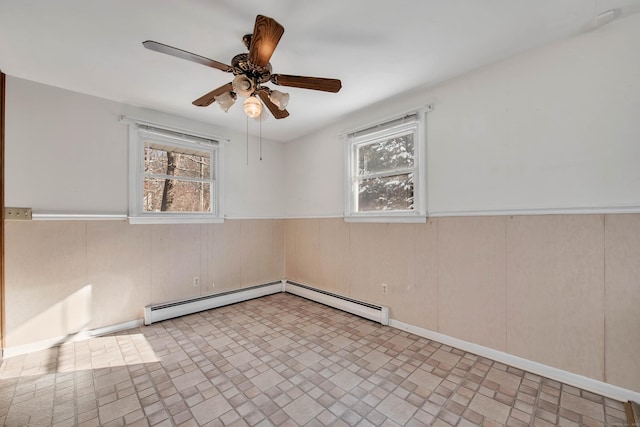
[144,282,282,325]
[284,281,389,325]
[144,280,389,326]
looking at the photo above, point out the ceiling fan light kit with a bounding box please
[243,96,263,119]
[268,89,289,111]
[143,14,341,120]
[214,91,236,112]
[232,75,255,98]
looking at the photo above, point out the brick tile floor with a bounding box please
[0,294,630,426]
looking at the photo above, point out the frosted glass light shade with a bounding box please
[243,96,262,118]
[214,91,236,112]
[269,90,289,110]
[232,75,254,97]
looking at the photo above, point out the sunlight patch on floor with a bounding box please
[0,334,159,379]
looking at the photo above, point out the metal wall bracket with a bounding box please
[4,207,32,220]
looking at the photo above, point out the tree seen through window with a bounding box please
[143,145,212,212]
[356,133,415,211]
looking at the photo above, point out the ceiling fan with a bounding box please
[143,14,342,120]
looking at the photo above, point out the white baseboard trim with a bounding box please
[2,319,144,358]
[389,319,640,403]
[2,335,78,359]
[88,319,144,338]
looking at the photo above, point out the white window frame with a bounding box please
[344,107,429,223]
[126,119,225,224]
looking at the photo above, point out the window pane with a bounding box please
[357,133,414,176]
[145,147,211,180]
[144,178,211,212]
[357,173,414,212]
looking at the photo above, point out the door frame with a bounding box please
[1,70,6,350]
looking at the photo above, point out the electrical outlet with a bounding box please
[193,277,200,287]
[381,283,388,295]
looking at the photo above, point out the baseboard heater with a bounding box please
[144,280,389,326]
[284,281,389,325]
[144,281,282,325]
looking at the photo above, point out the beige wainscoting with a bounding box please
[4,219,285,349]
[284,214,640,393]
[4,214,639,393]
[604,214,640,391]
[505,215,605,381]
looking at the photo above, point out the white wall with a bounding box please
[284,14,640,217]
[5,77,286,218]
[9,14,639,219]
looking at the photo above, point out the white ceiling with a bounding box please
[0,0,637,142]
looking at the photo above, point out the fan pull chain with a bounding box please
[246,115,249,166]
[260,117,263,161]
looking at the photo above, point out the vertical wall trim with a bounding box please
[602,214,607,382]
[1,71,6,349]
[434,218,440,332]
[504,216,508,353]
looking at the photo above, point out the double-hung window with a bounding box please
[345,110,427,222]
[128,122,224,223]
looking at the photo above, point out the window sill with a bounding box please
[343,215,427,224]
[128,215,224,225]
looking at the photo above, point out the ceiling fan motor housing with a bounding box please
[231,53,272,84]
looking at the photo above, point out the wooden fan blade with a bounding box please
[247,15,284,68]
[143,40,233,73]
[270,74,341,93]
[257,89,290,119]
[193,82,234,107]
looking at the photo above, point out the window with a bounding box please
[128,122,224,223]
[345,110,427,222]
